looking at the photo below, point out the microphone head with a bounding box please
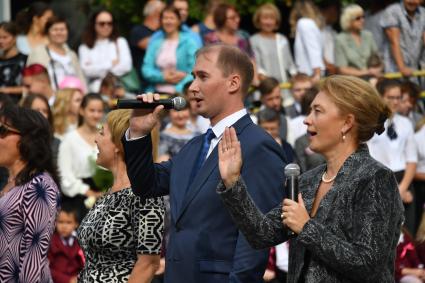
[172,97,187,111]
[284,163,300,177]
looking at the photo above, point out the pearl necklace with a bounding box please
[321,172,336,183]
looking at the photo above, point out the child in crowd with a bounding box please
[157,95,195,162]
[395,227,425,283]
[48,203,85,283]
[256,107,297,164]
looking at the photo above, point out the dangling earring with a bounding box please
[342,132,346,142]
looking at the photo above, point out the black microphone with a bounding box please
[284,163,300,238]
[116,97,187,110]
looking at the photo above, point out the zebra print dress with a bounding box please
[77,188,164,282]
[0,172,60,283]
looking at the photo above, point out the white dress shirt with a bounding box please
[294,18,325,76]
[415,125,425,173]
[367,114,418,172]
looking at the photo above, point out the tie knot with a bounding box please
[205,128,215,143]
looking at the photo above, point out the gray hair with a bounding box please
[143,0,164,17]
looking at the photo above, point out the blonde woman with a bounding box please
[52,88,83,140]
[335,4,381,77]
[289,0,324,83]
[250,3,296,84]
[78,109,164,282]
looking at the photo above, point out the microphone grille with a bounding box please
[172,97,187,110]
[284,163,300,177]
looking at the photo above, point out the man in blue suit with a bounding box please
[123,44,286,283]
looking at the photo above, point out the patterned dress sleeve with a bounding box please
[217,177,287,249]
[131,193,165,255]
[19,174,59,282]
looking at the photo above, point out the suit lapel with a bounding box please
[172,136,203,218]
[176,114,253,222]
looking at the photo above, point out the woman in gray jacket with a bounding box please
[217,75,404,283]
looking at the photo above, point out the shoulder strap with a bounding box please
[45,46,59,89]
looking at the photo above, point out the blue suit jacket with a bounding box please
[123,114,286,283]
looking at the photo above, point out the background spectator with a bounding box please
[27,16,87,92]
[289,0,325,83]
[142,5,198,94]
[368,79,418,234]
[129,0,165,86]
[380,0,425,78]
[192,0,221,43]
[319,1,339,75]
[79,9,132,92]
[48,203,85,283]
[335,4,381,78]
[52,88,83,140]
[284,73,313,118]
[157,97,195,162]
[250,3,296,85]
[0,21,27,103]
[204,3,255,60]
[20,93,61,164]
[21,63,55,105]
[15,2,53,55]
[258,76,289,140]
[58,93,104,222]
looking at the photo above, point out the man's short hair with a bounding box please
[195,44,254,94]
[290,73,311,86]
[143,0,164,17]
[259,77,280,97]
[257,108,280,125]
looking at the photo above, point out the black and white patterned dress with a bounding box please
[77,188,164,282]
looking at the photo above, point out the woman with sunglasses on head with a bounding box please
[335,4,382,78]
[0,105,60,282]
[79,9,132,93]
[27,16,87,92]
[216,75,404,283]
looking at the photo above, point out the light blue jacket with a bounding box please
[142,31,198,93]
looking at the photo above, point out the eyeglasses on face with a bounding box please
[0,123,21,138]
[96,21,113,27]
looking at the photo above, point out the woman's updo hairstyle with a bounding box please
[320,75,391,143]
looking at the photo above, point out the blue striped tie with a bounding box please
[189,128,215,184]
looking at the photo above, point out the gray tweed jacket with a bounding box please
[217,145,404,283]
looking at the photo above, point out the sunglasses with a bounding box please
[96,21,113,27]
[354,15,365,21]
[0,123,21,138]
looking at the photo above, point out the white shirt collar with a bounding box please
[210,108,247,139]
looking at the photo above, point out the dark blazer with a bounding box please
[123,114,286,283]
[218,145,404,283]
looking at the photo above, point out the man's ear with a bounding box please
[228,73,241,94]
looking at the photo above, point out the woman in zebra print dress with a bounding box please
[77,109,165,282]
[0,105,60,283]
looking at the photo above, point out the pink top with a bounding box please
[155,39,179,94]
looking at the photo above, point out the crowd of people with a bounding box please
[0,0,424,282]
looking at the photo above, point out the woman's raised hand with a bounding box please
[218,127,242,189]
